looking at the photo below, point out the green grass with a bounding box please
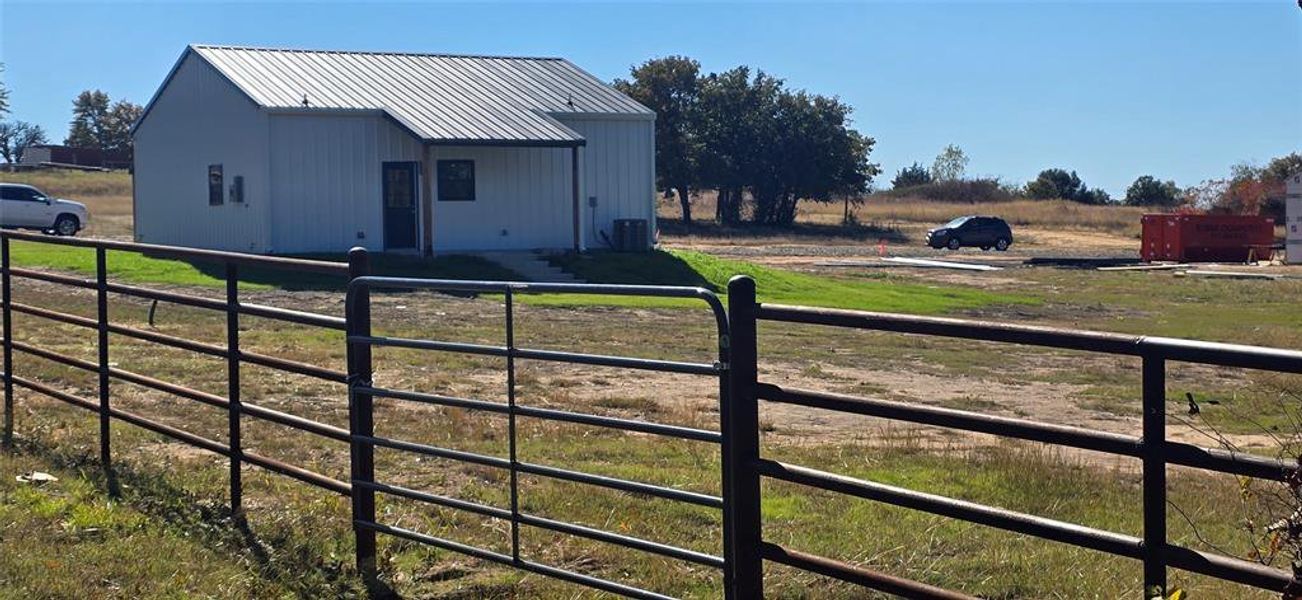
[536,249,1038,313]
[1,416,1280,599]
[6,240,518,290]
[0,444,364,598]
[8,240,1035,314]
[1018,269,1302,347]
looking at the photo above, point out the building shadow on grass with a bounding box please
[545,249,718,291]
[178,252,520,292]
[7,438,395,599]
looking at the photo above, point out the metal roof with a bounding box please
[180,45,653,146]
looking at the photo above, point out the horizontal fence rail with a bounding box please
[731,277,1302,598]
[345,276,731,599]
[0,232,359,515]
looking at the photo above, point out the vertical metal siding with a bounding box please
[268,114,424,253]
[133,54,271,252]
[556,117,655,248]
[430,145,573,252]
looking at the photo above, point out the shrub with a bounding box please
[1026,168,1085,201]
[1123,175,1182,207]
[883,178,1018,203]
[1079,187,1112,205]
[891,162,932,189]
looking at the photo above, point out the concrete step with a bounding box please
[477,252,584,284]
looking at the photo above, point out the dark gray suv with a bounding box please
[926,216,1013,251]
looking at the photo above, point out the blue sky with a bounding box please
[2,1,1298,195]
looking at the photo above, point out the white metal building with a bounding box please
[131,45,655,254]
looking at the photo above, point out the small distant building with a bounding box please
[130,44,656,254]
[19,145,131,170]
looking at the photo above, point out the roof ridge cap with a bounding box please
[190,44,565,62]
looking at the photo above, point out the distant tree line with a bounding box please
[615,56,880,227]
[0,67,142,167]
[887,144,1301,217]
[884,145,1022,204]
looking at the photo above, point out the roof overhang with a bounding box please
[423,138,585,148]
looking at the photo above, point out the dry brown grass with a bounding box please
[853,196,1144,235]
[659,191,1145,236]
[1,170,134,238]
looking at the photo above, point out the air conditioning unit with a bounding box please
[612,219,649,252]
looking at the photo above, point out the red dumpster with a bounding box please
[1141,214,1275,262]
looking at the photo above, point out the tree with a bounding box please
[65,89,111,148]
[1079,187,1112,205]
[1199,153,1302,219]
[892,162,932,189]
[1124,175,1182,207]
[103,100,143,154]
[0,64,9,117]
[750,90,877,226]
[1259,153,1302,219]
[1262,152,1302,183]
[618,56,881,228]
[694,67,781,224]
[929,144,967,182]
[614,57,701,225]
[1026,168,1086,201]
[0,121,47,164]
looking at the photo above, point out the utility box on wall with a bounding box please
[1287,173,1302,265]
[1141,213,1275,263]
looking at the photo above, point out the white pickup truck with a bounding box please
[0,183,89,236]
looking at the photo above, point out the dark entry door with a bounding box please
[382,162,418,250]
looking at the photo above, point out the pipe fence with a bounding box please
[2,231,1300,598]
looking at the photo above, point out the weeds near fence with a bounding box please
[1173,383,1302,600]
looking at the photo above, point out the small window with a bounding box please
[208,164,224,206]
[437,160,475,202]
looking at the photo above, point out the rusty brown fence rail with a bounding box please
[0,230,363,507]
[724,275,1302,599]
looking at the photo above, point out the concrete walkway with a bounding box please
[477,251,583,283]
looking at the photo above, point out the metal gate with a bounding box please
[344,274,733,599]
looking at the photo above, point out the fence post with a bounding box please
[505,288,522,564]
[95,247,111,466]
[2,235,12,448]
[226,262,242,516]
[1141,350,1167,598]
[345,247,377,582]
[723,275,763,599]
